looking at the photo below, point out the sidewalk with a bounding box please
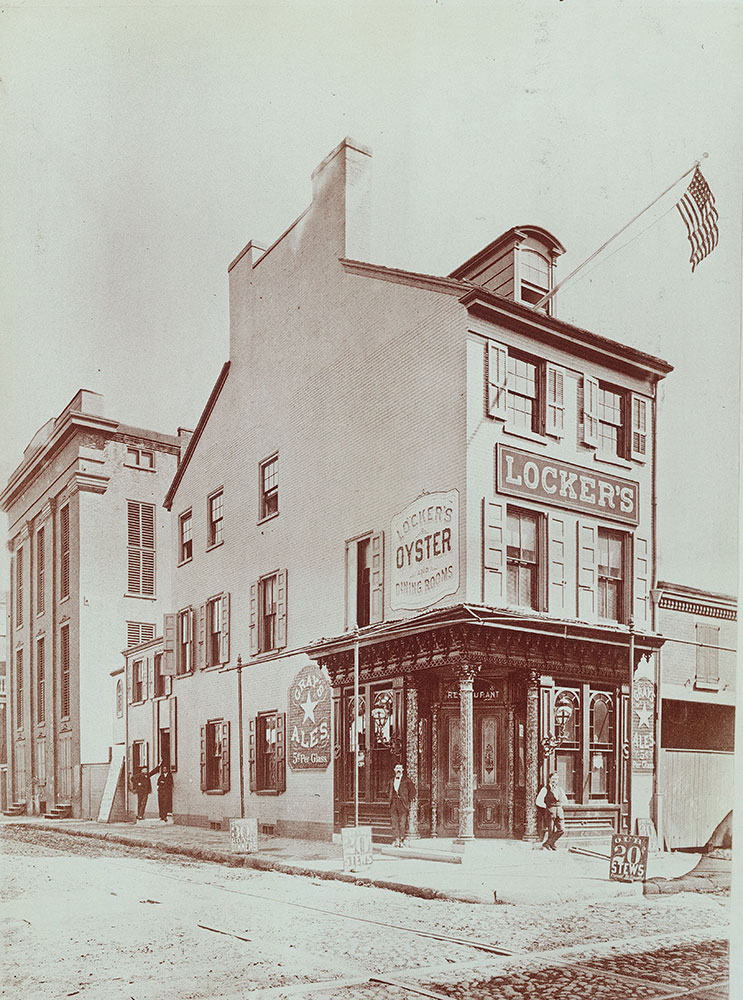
[1,816,716,905]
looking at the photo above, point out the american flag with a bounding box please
[676,167,719,272]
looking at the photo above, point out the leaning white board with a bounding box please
[97,744,126,823]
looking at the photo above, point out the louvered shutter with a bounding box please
[141,505,155,595]
[60,505,70,599]
[631,395,648,461]
[220,593,230,664]
[633,536,650,627]
[127,661,133,705]
[370,533,384,623]
[548,515,567,615]
[345,540,357,629]
[147,657,154,701]
[583,376,600,447]
[249,583,258,656]
[482,497,507,604]
[127,501,141,593]
[276,570,288,649]
[169,697,177,770]
[187,608,195,672]
[220,721,231,792]
[248,717,256,791]
[162,614,176,675]
[545,364,566,437]
[487,341,508,419]
[198,603,206,668]
[200,725,207,790]
[577,521,598,620]
[276,714,286,793]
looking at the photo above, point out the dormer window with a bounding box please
[519,249,550,308]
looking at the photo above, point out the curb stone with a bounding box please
[10,823,486,905]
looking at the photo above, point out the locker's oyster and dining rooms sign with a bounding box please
[390,489,460,611]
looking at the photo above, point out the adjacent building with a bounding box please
[653,581,736,849]
[1,390,185,818]
[125,138,675,842]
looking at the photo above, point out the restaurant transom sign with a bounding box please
[288,664,331,770]
[390,489,459,611]
[497,446,639,525]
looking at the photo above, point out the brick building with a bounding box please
[123,138,673,841]
[653,581,736,849]
[1,390,185,818]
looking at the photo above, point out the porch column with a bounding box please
[430,703,439,837]
[457,666,476,841]
[524,668,539,841]
[405,684,419,839]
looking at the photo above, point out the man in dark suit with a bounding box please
[388,762,416,847]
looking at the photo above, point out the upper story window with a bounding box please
[205,594,230,667]
[207,490,224,548]
[126,621,155,649]
[36,528,45,616]
[60,504,70,600]
[153,652,168,699]
[179,510,193,564]
[487,341,565,438]
[15,547,23,626]
[583,377,649,463]
[345,533,383,629]
[506,508,540,610]
[126,446,155,470]
[597,529,624,622]
[132,659,145,702]
[259,454,279,520]
[519,249,550,307]
[695,623,720,690]
[177,608,194,675]
[127,501,156,596]
[250,571,287,655]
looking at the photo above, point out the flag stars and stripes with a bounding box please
[676,166,719,271]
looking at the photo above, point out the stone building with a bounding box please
[1,390,185,818]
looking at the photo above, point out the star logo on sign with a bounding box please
[300,692,318,725]
[636,707,652,729]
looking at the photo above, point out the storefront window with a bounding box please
[551,685,618,804]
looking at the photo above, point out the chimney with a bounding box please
[310,137,372,262]
[177,427,194,461]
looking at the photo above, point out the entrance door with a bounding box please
[474,709,508,836]
[437,707,508,837]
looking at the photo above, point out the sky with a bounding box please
[1,0,741,596]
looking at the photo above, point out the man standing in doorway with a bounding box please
[388,762,416,848]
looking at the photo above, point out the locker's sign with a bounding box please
[288,664,331,770]
[390,489,460,610]
[497,446,639,525]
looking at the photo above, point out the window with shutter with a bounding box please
[126,621,156,648]
[486,341,508,419]
[60,504,70,599]
[631,395,648,461]
[255,712,284,793]
[176,608,194,674]
[695,624,720,689]
[346,534,382,628]
[36,527,45,615]
[597,529,625,623]
[15,547,23,626]
[127,501,156,596]
[60,624,71,718]
[206,597,221,666]
[202,719,230,793]
[506,508,541,610]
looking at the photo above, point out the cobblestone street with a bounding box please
[1,824,730,999]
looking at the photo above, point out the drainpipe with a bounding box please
[237,655,245,819]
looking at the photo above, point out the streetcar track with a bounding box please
[3,827,730,1000]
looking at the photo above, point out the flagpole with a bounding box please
[534,159,704,309]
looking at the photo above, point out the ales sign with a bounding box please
[288,664,331,770]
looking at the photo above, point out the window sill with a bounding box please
[592,453,634,471]
[124,463,156,473]
[206,540,224,553]
[177,557,193,568]
[124,593,157,601]
[502,426,550,447]
[694,680,721,692]
[258,511,280,526]
[131,699,146,707]
[253,648,280,661]
[173,671,193,681]
[60,595,70,605]
[202,663,227,673]
[253,789,281,796]
[203,788,229,795]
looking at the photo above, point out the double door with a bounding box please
[438,706,508,837]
